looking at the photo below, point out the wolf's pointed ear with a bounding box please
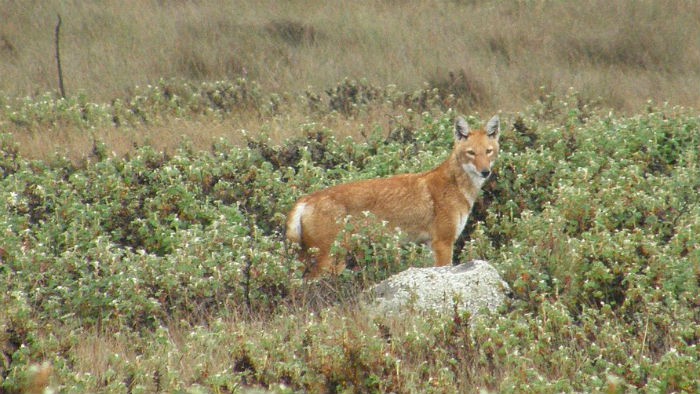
[486,115,500,140]
[455,117,470,141]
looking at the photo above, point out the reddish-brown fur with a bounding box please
[287,115,500,278]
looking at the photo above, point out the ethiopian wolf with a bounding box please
[286,115,500,278]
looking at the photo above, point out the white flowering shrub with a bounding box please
[0,86,698,393]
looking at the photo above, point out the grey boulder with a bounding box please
[368,260,510,318]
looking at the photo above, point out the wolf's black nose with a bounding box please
[480,170,491,178]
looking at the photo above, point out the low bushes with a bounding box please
[1,89,698,392]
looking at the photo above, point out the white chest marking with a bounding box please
[456,213,470,236]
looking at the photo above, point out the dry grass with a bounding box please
[2,0,700,161]
[9,117,249,162]
[2,0,699,112]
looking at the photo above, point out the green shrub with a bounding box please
[0,90,698,393]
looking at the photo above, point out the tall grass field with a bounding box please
[3,1,700,107]
[1,1,699,393]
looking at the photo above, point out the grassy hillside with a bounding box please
[0,87,698,392]
[3,0,700,162]
[2,0,699,111]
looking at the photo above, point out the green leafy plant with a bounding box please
[0,88,698,393]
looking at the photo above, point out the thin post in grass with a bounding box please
[55,14,66,98]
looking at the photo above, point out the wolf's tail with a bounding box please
[286,202,307,245]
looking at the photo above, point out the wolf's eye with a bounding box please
[466,150,476,156]
[486,148,493,155]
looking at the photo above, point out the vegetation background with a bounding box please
[2,0,700,160]
[0,0,699,393]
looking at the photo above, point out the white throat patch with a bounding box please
[462,163,487,190]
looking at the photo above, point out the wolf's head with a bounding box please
[453,115,500,187]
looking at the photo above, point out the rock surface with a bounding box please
[368,260,509,317]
